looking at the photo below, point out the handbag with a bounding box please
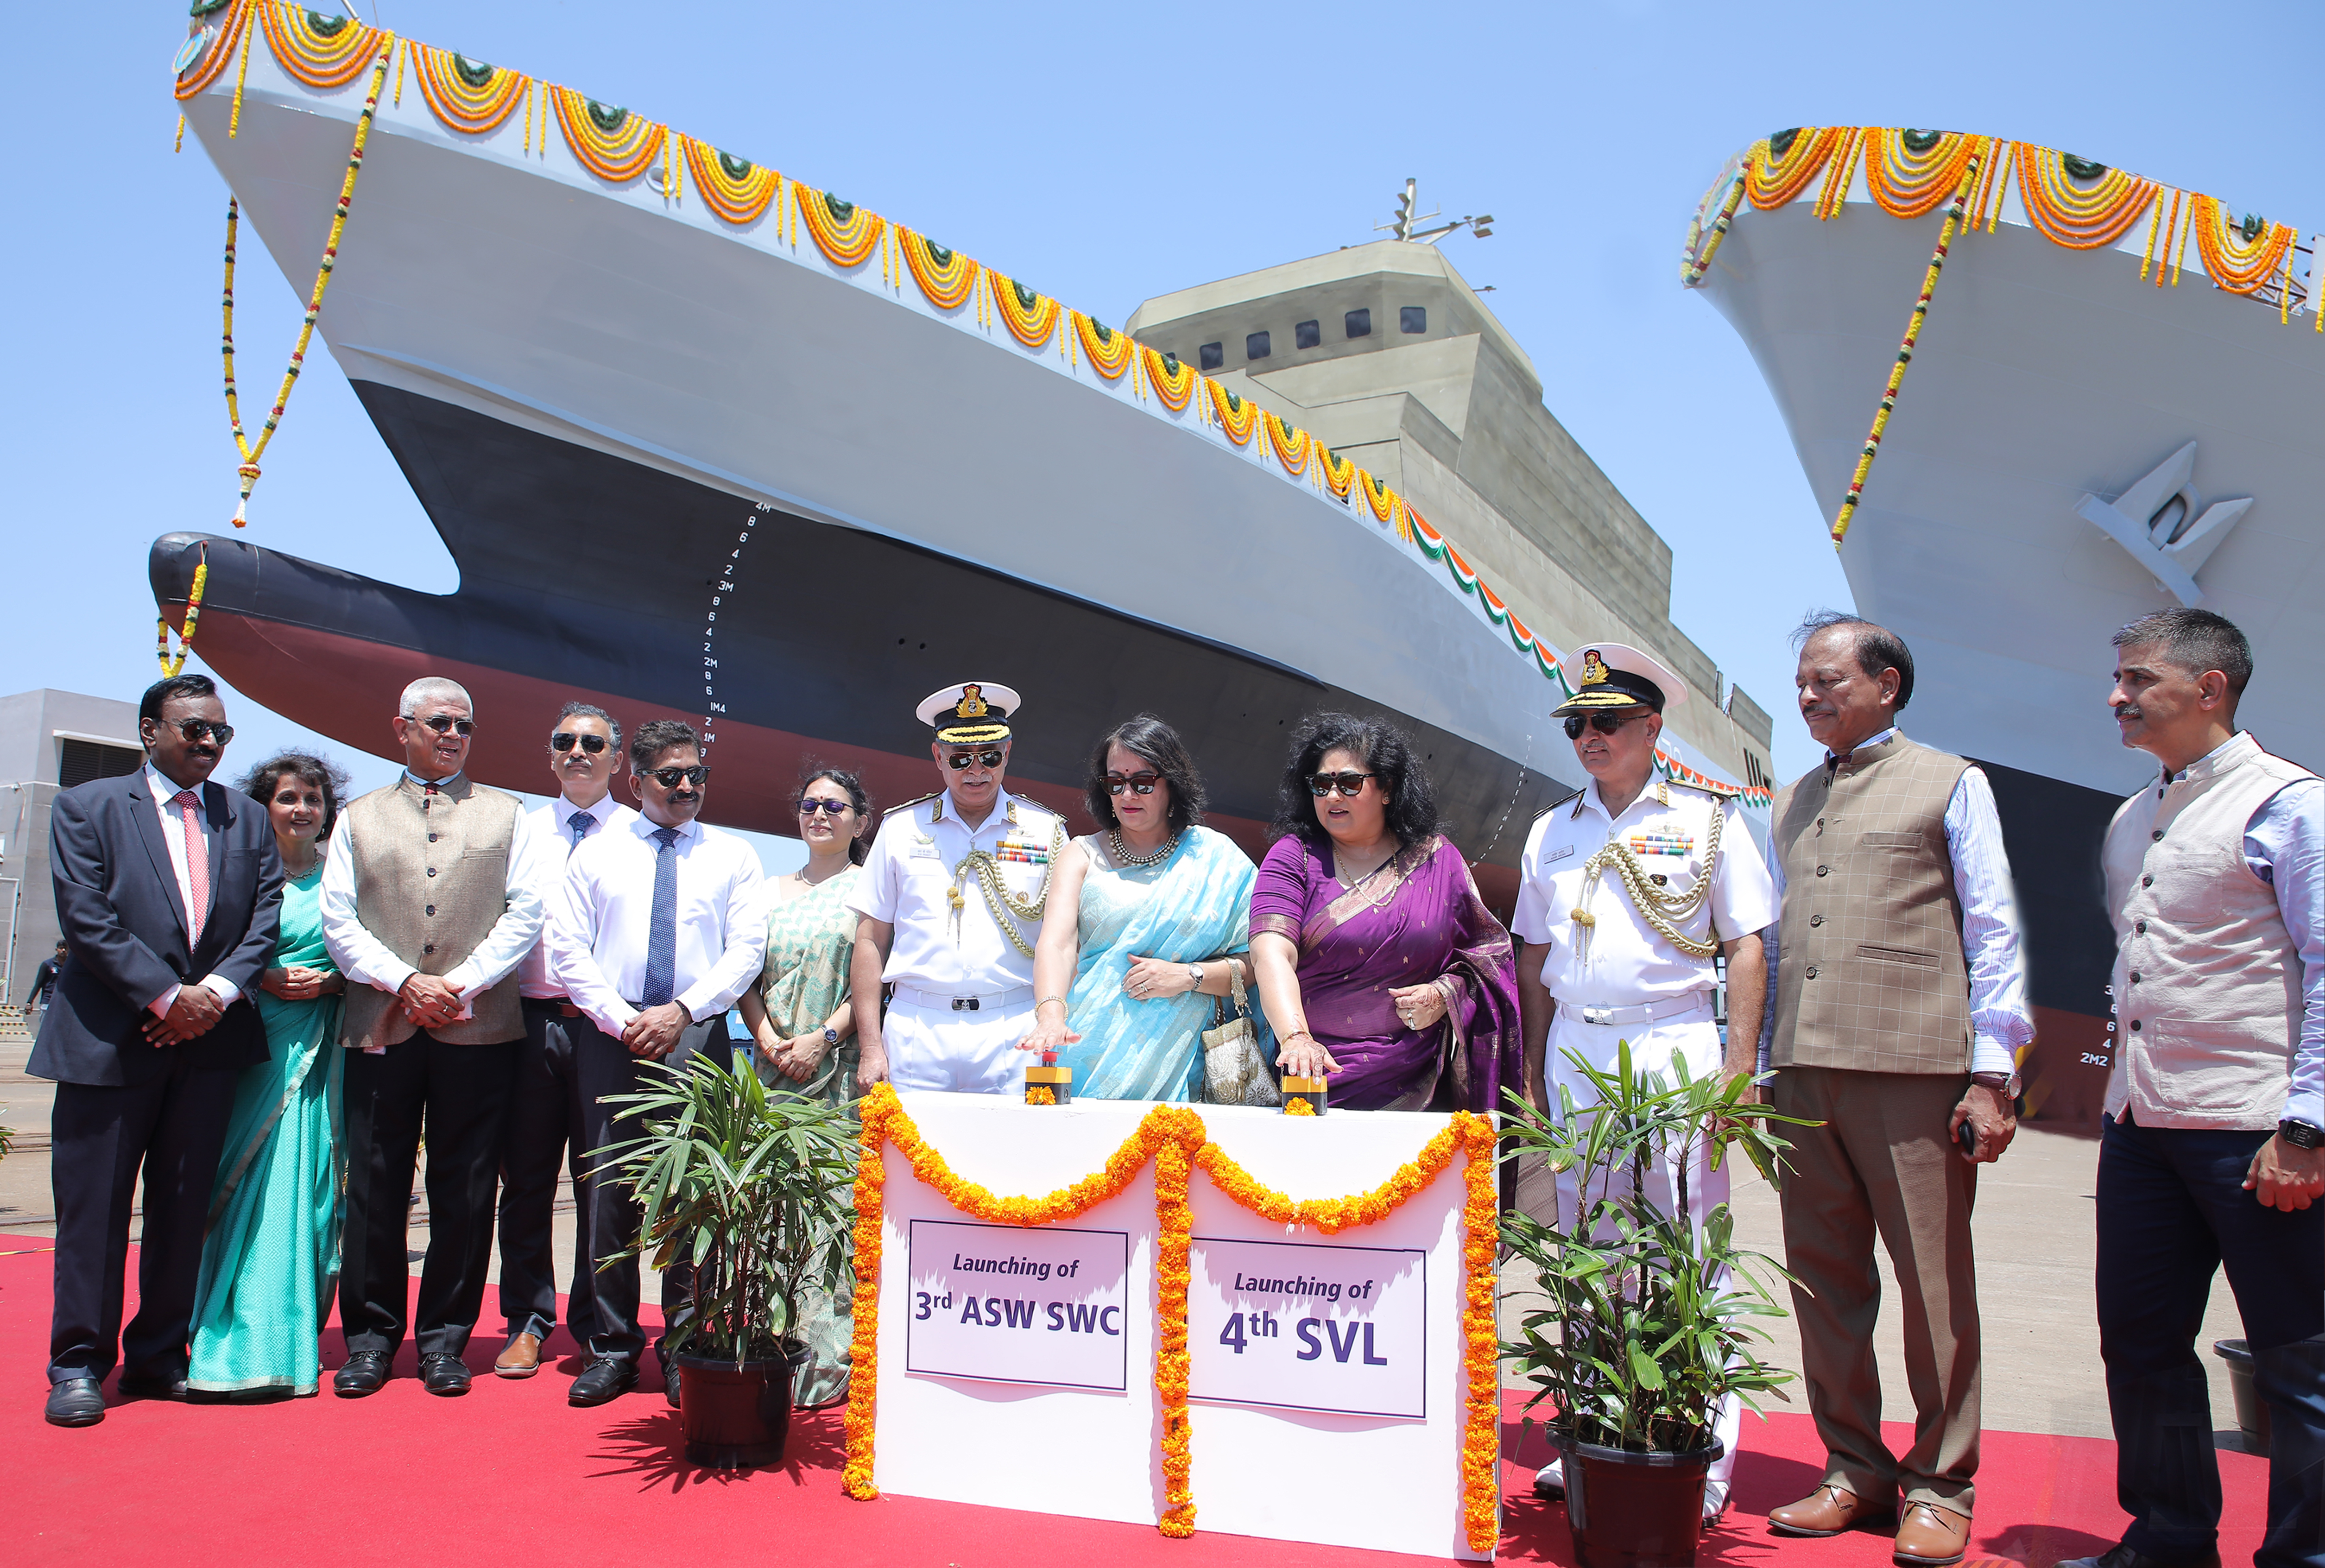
[1202,960,1281,1107]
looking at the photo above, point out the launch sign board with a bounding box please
[1186,1236,1428,1419]
[904,1219,1131,1391]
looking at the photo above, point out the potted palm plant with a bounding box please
[598,1048,859,1469]
[1501,1043,1810,1568]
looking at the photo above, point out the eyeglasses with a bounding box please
[550,732,608,754]
[798,798,854,816]
[1105,771,1161,796]
[1307,771,1377,798]
[164,719,235,746]
[1564,711,1650,740]
[413,714,475,736]
[644,765,711,788]
[946,749,1005,771]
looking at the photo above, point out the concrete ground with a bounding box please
[0,1011,2256,1448]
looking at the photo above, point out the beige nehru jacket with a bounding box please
[2103,731,2314,1131]
[338,776,525,1050]
[1770,733,1973,1074]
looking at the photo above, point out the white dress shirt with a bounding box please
[548,813,768,1037]
[319,772,551,1005]
[141,763,241,1016]
[846,790,1065,996]
[517,791,638,999]
[1759,729,2033,1075]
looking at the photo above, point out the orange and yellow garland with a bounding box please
[175,0,253,102]
[2012,145,2159,250]
[897,228,980,311]
[256,4,386,90]
[1207,381,1260,445]
[681,139,781,226]
[2190,196,2297,296]
[1316,444,1356,500]
[1072,312,1137,380]
[1141,346,1196,411]
[840,1085,1500,1552]
[988,273,1062,348]
[550,88,665,183]
[1264,410,1311,477]
[1864,129,1983,220]
[1747,126,1845,210]
[410,45,531,136]
[795,185,886,270]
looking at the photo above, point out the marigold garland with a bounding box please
[2190,195,2297,295]
[157,542,211,678]
[175,0,252,101]
[1865,128,1981,220]
[1747,126,1844,210]
[841,1085,1498,1549]
[1024,1086,1056,1106]
[795,185,885,269]
[410,44,530,135]
[679,139,780,225]
[1207,381,1259,444]
[551,88,666,183]
[1264,411,1311,477]
[2013,145,2158,249]
[1283,1096,1316,1117]
[988,273,1061,348]
[897,228,979,310]
[1358,468,1401,527]
[257,4,388,90]
[1316,443,1355,499]
[1141,346,1195,411]
[1073,312,1137,379]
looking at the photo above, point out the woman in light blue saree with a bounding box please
[1023,715,1270,1101]
[188,753,350,1398]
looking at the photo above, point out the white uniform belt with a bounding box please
[1556,992,1714,1027]
[891,984,1035,1013]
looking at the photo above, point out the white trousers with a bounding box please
[882,996,1031,1096]
[1544,1007,1741,1488]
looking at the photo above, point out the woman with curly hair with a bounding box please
[189,751,352,1398]
[1248,713,1520,1111]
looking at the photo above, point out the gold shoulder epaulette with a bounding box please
[1682,777,1748,800]
[884,791,941,816]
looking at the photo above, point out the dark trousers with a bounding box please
[572,1016,714,1363]
[46,1059,238,1383]
[497,999,596,1343]
[338,1032,518,1359]
[2098,1111,2325,1568]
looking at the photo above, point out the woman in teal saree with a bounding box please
[1024,716,1270,1100]
[188,754,350,1397]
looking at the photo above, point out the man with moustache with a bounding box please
[2060,608,2323,1568]
[848,683,1067,1096]
[1512,644,1774,1526]
[1759,612,2032,1563]
[493,702,638,1380]
[322,677,550,1397]
[34,673,282,1426]
[549,718,766,1406]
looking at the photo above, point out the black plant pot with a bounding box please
[1558,1433,1725,1568]
[676,1341,812,1469]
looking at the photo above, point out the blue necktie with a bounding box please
[641,826,680,1008]
[568,809,595,856]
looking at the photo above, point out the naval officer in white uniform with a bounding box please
[849,683,1068,1095]
[1512,643,1776,1526]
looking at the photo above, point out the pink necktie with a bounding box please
[175,790,209,944]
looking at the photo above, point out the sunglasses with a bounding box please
[1105,771,1161,796]
[1307,771,1376,798]
[164,718,235,746]
[550,732,608,754]
[644,765,711,789]
[946,749,1005,771]
[1564,711,1650,740]
[798,798,854,816]
[415,714,475,736]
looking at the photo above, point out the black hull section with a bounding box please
[151,383,1574,898]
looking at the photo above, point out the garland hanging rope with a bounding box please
[158,542,211,678]
[839,1085,1501,1551]
[410,44,530,135]
[217,38,395,530]
[1828,149,1982,548]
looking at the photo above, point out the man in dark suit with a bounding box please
[32,673,282,1426]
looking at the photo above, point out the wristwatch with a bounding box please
[2279,1118,2325,1150]
[823,1026,842,1048]
[1188,964,1205,991]
[1970,1070,2022,1098]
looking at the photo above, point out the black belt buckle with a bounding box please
[952,996,980,1012]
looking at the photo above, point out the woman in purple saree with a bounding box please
[1249,714,1522,1112]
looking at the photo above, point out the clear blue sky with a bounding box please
[9,0,2320,830]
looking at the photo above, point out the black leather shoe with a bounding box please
[568,1356,640,1407]
[419,1352,472,1396]
[334,1350,393,1397]
[662,1357,683,1409]
[117,1368,189,1401]
[44,1378,105,1427]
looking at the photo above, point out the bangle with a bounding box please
[1036,995,1068,1014]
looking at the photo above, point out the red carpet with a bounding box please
[0,1247,2268,1565]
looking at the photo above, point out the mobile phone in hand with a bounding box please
[1954,1118,1979,1158]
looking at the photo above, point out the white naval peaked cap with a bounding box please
[917,681,1022,745]
[1554,642,1687,716]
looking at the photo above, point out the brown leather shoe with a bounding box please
[1768,1483,1895,1537]
[1892,1501,1971,1567]
[493,1331,543,1378]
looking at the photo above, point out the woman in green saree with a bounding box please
[187,753,349,1397]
